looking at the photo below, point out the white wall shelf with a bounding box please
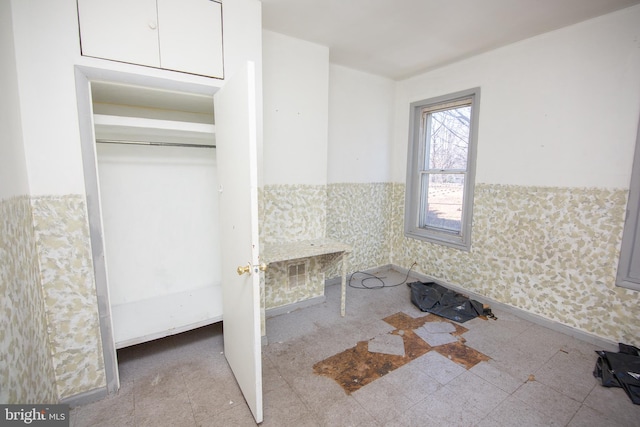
[93,114,215,146]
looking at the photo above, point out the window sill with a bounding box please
[404,229,471,252]
[615,278,640,292]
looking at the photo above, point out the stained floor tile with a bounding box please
[434,341,491,369]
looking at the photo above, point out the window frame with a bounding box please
[616,116,640,292]
[404,88,480,251]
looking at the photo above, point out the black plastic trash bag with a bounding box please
[593,343,640,405]
[408,281,484,323]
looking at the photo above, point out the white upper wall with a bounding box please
[327,65,395,184]
[262,30,329,186]
[11,0,86,196]
[391,5,640,188]
[9,0,263,196]
[0,0,29,199]
[221,0,263,85]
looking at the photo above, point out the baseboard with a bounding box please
[265,295,326,319]
[60,386,108,408]
[389,264,618,351]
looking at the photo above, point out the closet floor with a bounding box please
[70,269,640,426]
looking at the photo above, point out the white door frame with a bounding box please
[75,64,221,394]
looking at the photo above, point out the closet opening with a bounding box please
[78,73,224,393]
[91,81,222,349]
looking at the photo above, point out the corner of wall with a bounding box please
[0,196,58,403]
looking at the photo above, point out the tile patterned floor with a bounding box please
[311,311,489,394]
[71,269,640,426]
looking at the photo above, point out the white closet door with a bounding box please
[214,62,262,423]
[157,0,224,78]
[77,0,160,67]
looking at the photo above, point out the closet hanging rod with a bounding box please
[95,139,215,149]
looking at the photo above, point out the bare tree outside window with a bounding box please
[420,105,471,233]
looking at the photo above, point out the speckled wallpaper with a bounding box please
[0,196,58,403]
[30,196,106,399]
[326,183,393,274]
[261,184,327,245]
[391,183,640,346]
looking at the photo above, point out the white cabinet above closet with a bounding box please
[77,0,224,79]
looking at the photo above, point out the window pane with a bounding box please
[428,106,471,170]
[420,174,464,233]
[288,265,298,277]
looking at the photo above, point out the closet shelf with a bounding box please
[93,114,215,146]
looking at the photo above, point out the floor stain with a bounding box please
[383,312,431,330]
[313,312,490,394]
[434,341,490,369]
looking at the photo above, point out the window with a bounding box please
[616,117,640,292]
[405,88,480,250]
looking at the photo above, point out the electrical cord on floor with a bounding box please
[348,262,418,290]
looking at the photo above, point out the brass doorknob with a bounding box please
[237,264,251,275]
[237,262,268,275]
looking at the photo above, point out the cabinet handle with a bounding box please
[148,21,157,30]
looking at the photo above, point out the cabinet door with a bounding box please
[77,0,160,68]
[157,0,224,79]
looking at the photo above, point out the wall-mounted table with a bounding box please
[262,238,352,316]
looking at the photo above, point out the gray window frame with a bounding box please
[404,88,480,251]
[616,116,640,292]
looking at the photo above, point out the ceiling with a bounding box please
[261,0,640,80]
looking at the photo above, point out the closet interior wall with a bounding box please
[91,82,222,348]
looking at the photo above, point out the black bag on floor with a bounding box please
[593,343,640,405]
[408,281,484,323]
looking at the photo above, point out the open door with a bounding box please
[214,62,263,423]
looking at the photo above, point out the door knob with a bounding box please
[237,262,268,275]
[237,264,251,275]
